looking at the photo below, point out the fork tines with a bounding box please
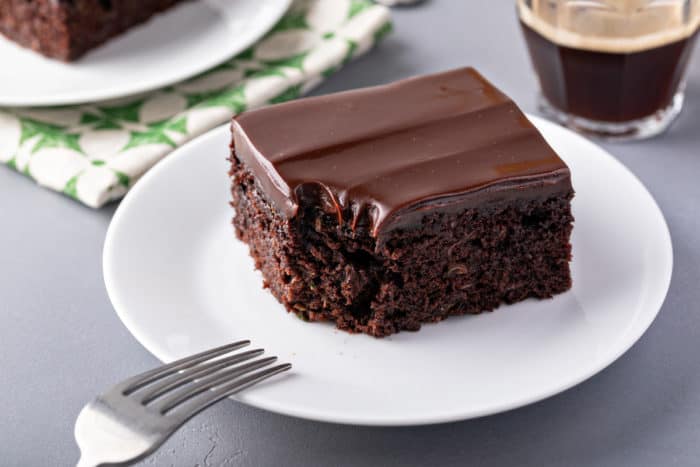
[116,340,291,418]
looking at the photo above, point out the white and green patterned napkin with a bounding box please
[0,0,391,207]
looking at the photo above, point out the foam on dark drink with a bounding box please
[518,0,700,139]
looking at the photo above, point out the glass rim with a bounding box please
[517,0,700,53]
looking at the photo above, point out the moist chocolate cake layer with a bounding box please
[230,67,574,337]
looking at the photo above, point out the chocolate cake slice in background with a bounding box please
[0,0,184,61]
[229,67,574,337]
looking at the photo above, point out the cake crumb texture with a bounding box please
[231,156,574,337]
[0,0,183,60]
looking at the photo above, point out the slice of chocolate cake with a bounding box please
[230,67,574,337]
[0,0,184,61]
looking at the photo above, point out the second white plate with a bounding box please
[0,0,291,106]
[104,117,672,426]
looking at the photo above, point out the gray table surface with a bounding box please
[2,2,700,466]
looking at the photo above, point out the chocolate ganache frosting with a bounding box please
[231,67,572,237]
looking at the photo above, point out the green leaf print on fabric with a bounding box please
[193,85,247,113]
[236,46,255,61]
[63,174,79,199]
[322,66,338,78]
[122,116,188,151]
[98,100,143,123]
[270,10,309,33]
[114,171,130,188]
[262,52,309,71]
[344,40,358,64]
[185,90,223,109]
[374,21,393,42]
[0,0,392,208]
[80,113,102,125]
[80,112,122,130]
[80,101,143,130]
[19,118,84,154]
[349,0,373,18]
[244,68,287,79]
[269,84,303,104]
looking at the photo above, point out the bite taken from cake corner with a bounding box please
[229,67,574,337]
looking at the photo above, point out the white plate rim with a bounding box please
[0,0,292,107]
[103,116,673,426]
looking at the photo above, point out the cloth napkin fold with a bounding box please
[0,0,391,207]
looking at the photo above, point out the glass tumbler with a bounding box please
[517,0,700,140]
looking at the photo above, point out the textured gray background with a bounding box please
[2,2,700,466]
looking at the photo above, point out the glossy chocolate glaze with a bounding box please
[231,67,572,237]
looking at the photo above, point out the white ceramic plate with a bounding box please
[0,0,291,107]
[104,116,673,426]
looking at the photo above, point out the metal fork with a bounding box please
[74,340,291,467]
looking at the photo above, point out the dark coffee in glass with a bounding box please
[518,0,700,140]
